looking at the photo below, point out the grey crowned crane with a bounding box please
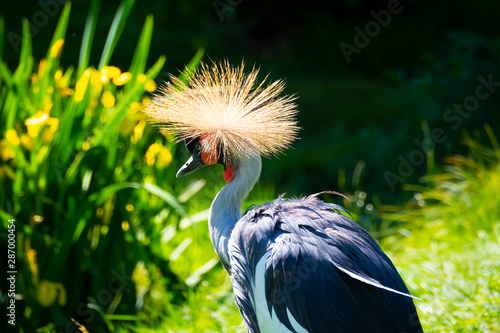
[145,62,423,333]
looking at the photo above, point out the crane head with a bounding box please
[176,135,236,182]
[145,61,300,179]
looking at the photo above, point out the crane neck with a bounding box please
[208,154,262,270]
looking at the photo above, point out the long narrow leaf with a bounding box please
[127,14,154,77]
[0,17,4,60]
[77,0,100,78]
[45,2,71,59]
[177,48,205,85]
[98,0,136,69]
[90,181,187,217]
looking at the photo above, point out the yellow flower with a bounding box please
[137,73,147,83]
[20,134,34,151]
[113,72,132,86]
[37,280,67,307]
[33,215,44,223]
[157,146,172,168]
[0,140,15,161]
[144,79,157,92]
[54,70,62,83]
[145,143,159,166]
[82,141,90,151]
[62,88,74,96]
[25,112,59,142]
[75,69,92,102]
[101,91,116,108]
[27,248,38,278]
[129,101,143,115]
[145,143,172,168]
[42,117,59,144]
[121,221,130,231]
[38,59,46,77]
[31,73,39,84]
[131,120,146,144]
[100,66,121,83]
[6,129,20,146]
[50,39,64,58]
[25,112,48,138]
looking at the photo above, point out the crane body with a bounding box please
[146,61,423,333]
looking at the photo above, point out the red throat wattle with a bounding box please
[223,164,235,182]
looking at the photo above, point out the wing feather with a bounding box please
[229,195,423,333]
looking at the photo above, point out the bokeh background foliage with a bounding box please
[0,0,499,332]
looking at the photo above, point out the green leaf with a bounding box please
[98,0,136,69]
[90,181,187,217]
[178,48,205,85]
[142,182,188,218]
[46,2,71,59]
[185,258,219,287]
[0,61,13,87]
[14,18,33,81]
[77,0,100,78]
[0,17,4,60]
[128,14,154,78]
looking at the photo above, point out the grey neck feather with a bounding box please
[208,154,262,269]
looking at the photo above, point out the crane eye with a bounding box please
[195,143,202,151]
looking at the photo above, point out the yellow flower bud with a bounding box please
[0,140,15,161]
[20,134,34,151]
[113,72,132,86]
[101,91,116,108]
[37,280,58,307]
[100,66,121,83]
[50,39,64,58]
[157,146,172,168]
[131,120,146,144]
[75,69,92,102]
[144,79,157,92]
[6,129,20,146]
[137,73,147,83]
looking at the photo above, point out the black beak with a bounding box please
[176,150,207,178]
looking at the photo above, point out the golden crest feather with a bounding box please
[145,61,300,163]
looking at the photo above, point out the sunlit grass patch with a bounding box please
[382,132,500,332]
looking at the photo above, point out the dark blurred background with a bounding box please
[4,0,500,205]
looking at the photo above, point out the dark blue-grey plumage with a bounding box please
[229,194,423,333]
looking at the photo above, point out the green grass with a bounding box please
[380,134,500,332]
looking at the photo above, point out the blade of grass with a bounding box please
[10,19,33,126]
[127,14,154,78]
[0,17,4,60]
[77,0,100,78]
[98,0,136,70]
[178,47,205,85]
[89,181,187,217]
[14,19,33,82]
[45,2,71,59]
